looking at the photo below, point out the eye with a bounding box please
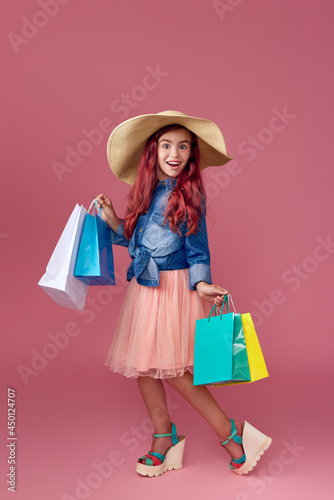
[180,145,187,149]
[162,144,169,149]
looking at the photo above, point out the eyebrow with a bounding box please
[158,139,191,144]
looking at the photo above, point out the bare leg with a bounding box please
[165,371,244,459]
[137,377,174,456]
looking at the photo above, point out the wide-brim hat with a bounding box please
[107,110,233,185]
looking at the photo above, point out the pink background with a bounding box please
[1,1,333,498]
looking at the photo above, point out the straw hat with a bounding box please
[106,110,233,185]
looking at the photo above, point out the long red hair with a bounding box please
[123,125,206,239]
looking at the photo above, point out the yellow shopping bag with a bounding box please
[213,305,268,387]
[240,313,269,382]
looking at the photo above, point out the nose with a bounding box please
[170,145,180,157]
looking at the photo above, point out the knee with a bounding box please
[165,373,189,390]
[164,377,179,389]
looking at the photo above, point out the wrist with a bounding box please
[196,281,207,291]
[107,215,120,232]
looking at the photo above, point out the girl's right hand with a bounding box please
[196,282,229,307]
[96,193,120,231]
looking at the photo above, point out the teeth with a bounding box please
[167,162,180,166]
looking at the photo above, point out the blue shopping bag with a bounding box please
[193,296,234,385]
[74,200,115,286]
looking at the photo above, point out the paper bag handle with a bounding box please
[208,294,229,322]
[87,199,109,225]
[88,199,100,215]
[228,293,237,313]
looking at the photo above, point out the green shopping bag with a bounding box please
[193,296,234,385]
[216,309,251,385]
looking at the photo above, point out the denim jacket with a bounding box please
[110,177,212,289]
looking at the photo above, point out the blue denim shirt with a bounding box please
[110,177,212,289]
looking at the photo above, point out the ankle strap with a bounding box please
[221,419,242,446]
[153,422,178,445]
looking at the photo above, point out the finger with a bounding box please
[213,285,228,294]
[214,295,224,304]
[96,194,104,207]
[97,196,110,208]
[97,193,109,203]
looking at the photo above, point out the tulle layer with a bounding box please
[104,269,212,378]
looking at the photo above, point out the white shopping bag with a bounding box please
[38,204,89,310]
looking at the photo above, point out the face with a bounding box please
[157,128,192,181]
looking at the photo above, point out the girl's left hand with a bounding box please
[196,282,229,307]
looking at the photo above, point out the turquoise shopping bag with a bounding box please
[193,296,234,385]
[74,201,115,286]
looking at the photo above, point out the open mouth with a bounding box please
[167,161,181,168]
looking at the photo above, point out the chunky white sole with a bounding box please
[232,421,272,475]
[136,436,186,477]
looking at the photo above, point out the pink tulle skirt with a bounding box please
[104,269,212,379]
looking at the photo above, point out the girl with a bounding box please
[96,110,271,477]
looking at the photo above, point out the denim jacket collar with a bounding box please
[156,177,176,192]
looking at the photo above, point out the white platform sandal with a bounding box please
[221,419,272,475]
[136,422,186,477]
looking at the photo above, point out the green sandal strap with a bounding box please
[221,419,239,446]
[221,419,243,445]
[153,422,178,445]
[150,451,166,463]
[230,453,246,465]
[221,419,246,469]
[138,451,165,466]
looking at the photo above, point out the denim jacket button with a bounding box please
[139,228,143,232]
